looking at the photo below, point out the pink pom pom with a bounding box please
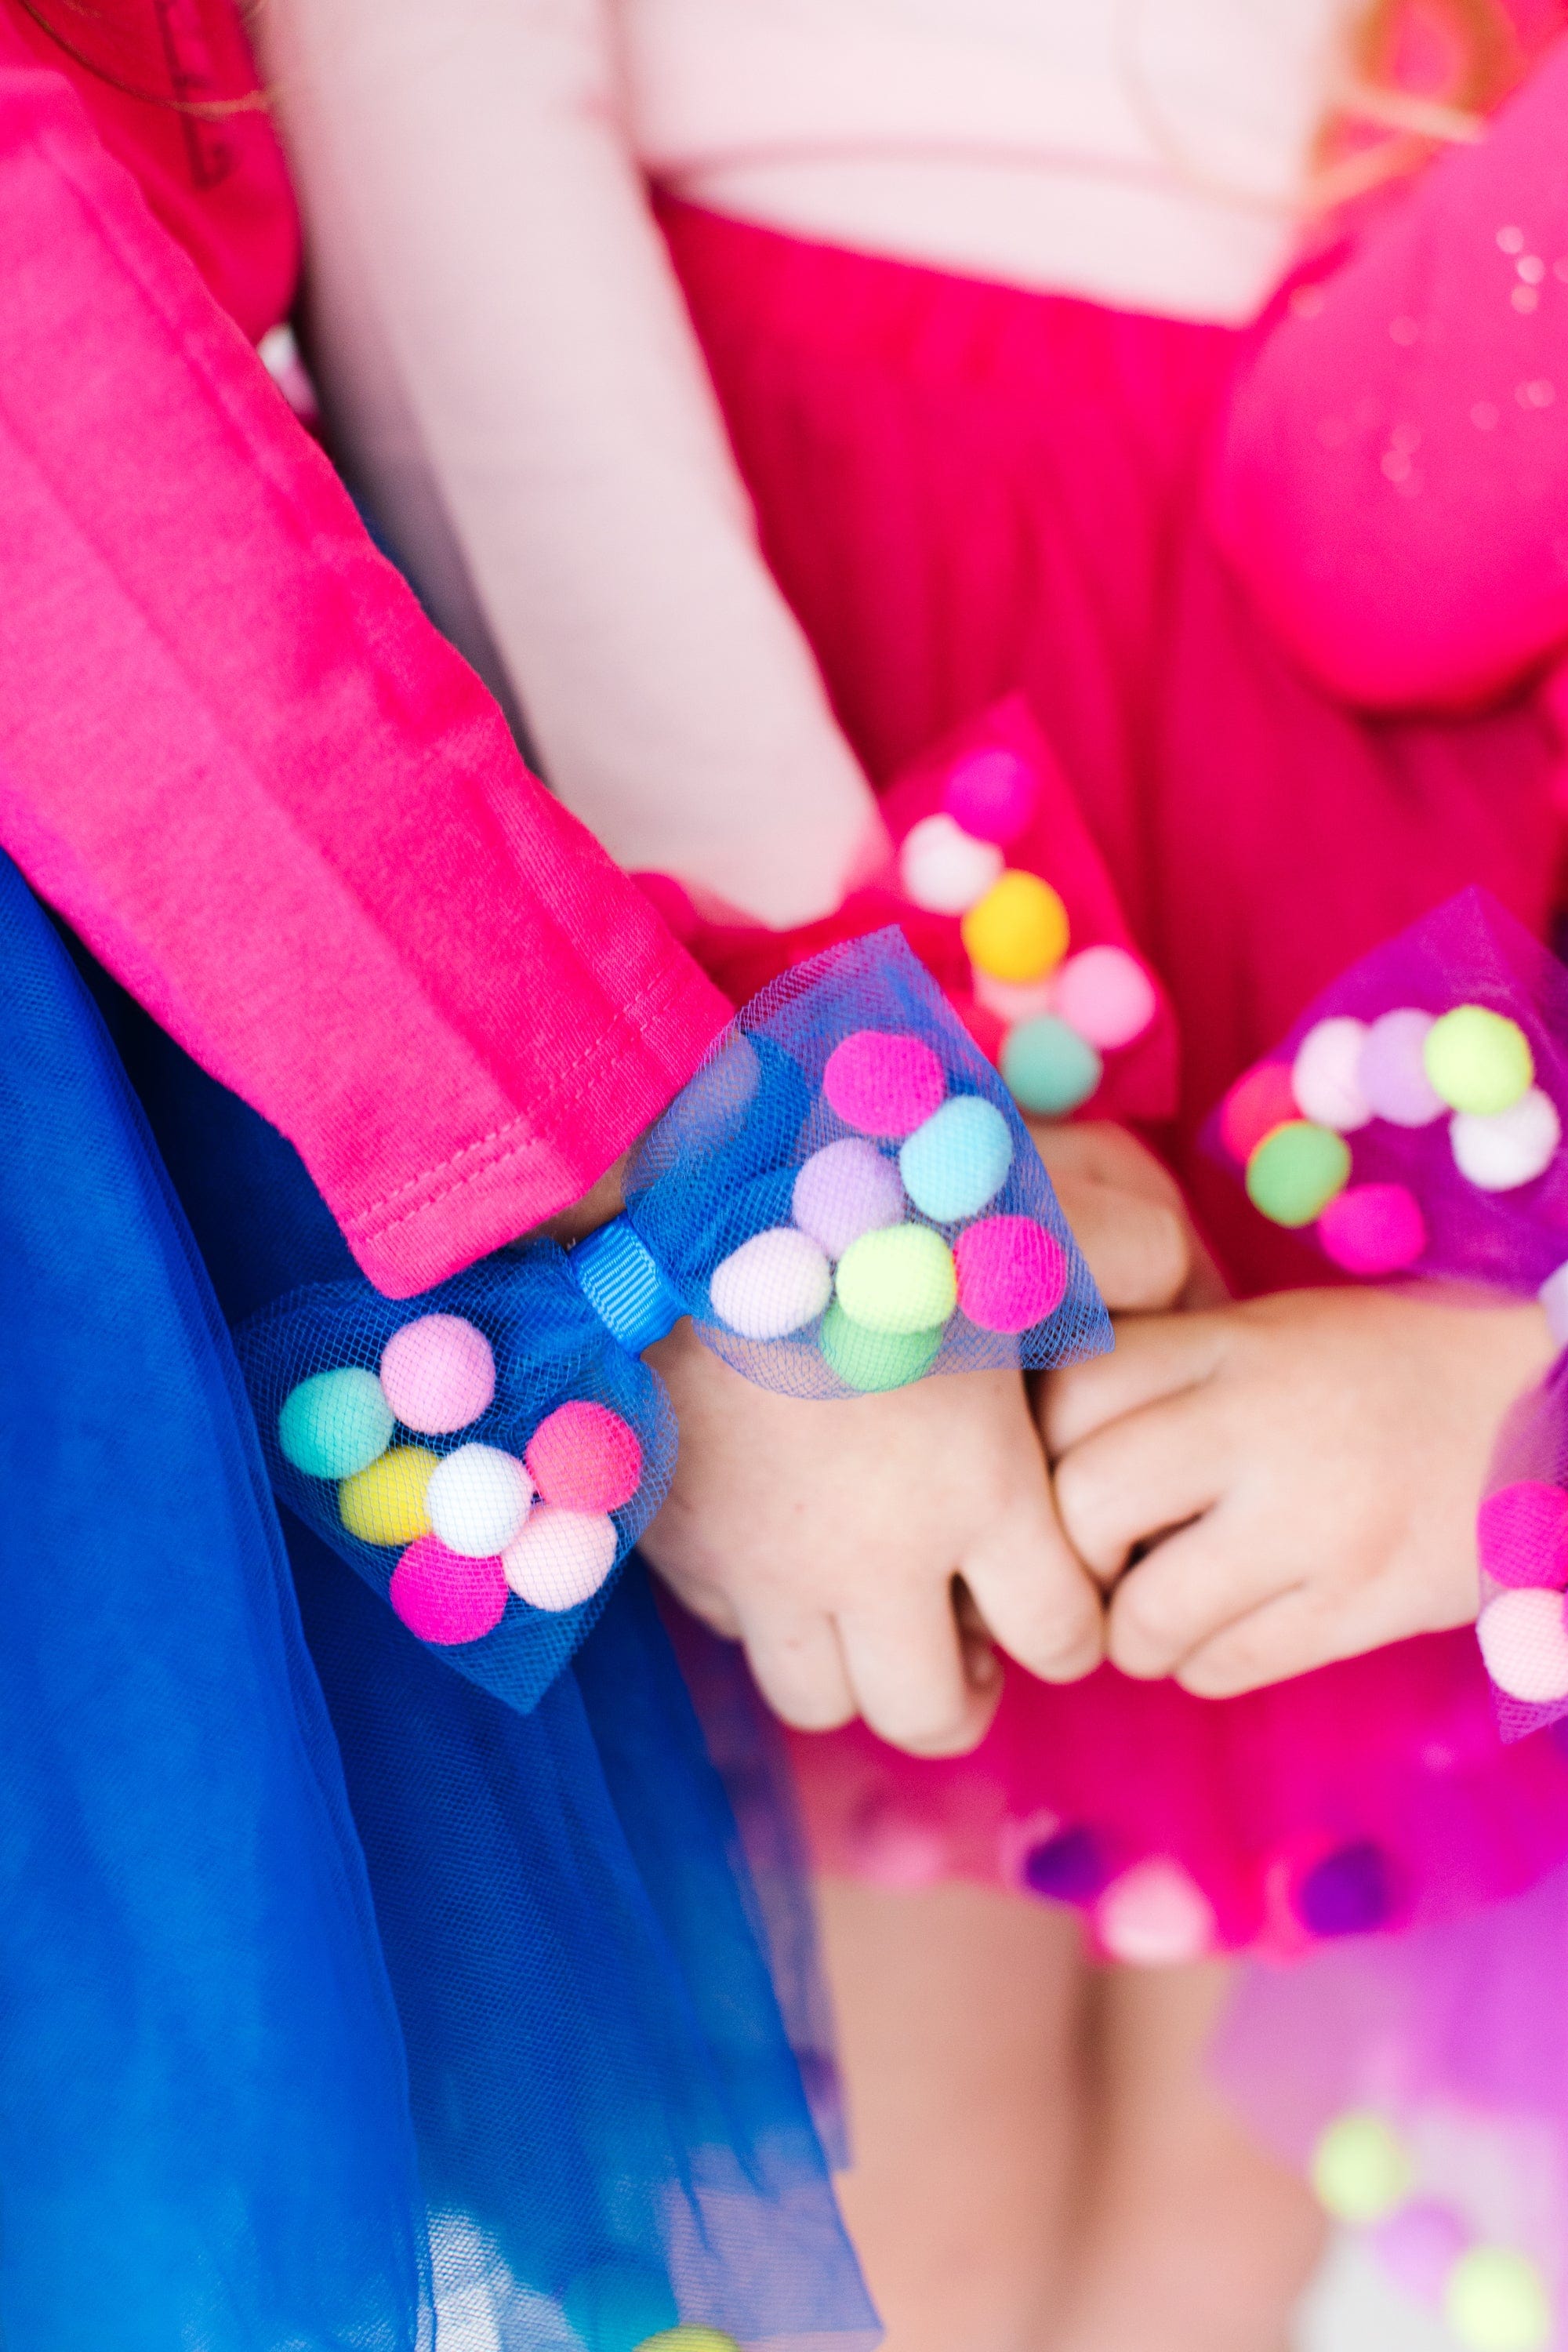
[823,1030,946,1138]
[1479,1480,1568,1590]
[379,1315,495,1435]
[390,1535,507,1645]
[525,1402,644,1513]
[1317,1184,1427,1276]
[942,746,1039,844]
[1051,946,1157,1051]
[955,1216,1068,1333]
[1218,1065,1298,1164]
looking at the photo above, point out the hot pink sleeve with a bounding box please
[1210,34,1568,713]
[0,53,728,1298]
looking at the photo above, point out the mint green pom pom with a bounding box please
[835,1225,956,1334]
[1425,1006,1534,1116]
[1001,1014,1102,1116]
[1445,2247,1552,2352]
[278,1367,393,1480]
[1245,1120,1351,1228]
[822,1302,944,1392]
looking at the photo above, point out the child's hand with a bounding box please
[1022,1119,1225,1311]
[1042,1288,1556,1698]
[641,1332,1098,1755]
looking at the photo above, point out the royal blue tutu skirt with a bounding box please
[0,849,873,2352]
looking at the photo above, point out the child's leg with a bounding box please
[1051,1960,1325,2352]
[817,1875,1090,2352]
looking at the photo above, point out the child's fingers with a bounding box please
[1054,1176,1192,1313]
[963,1495,1106,1682]
[1052,1385,1231,1582]
[1105,1512,1299,1679]
[1042,1311,1231,1456]
[837,1589,1001,1756]
[1171,1586,1341,1700]
[739,1605,858,1733]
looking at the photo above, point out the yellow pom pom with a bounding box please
[339,1445,437,1545]
[1446,2248,1552,2352]
[961,871,1069,985]
[633,2333,743,2351]
[1309,2111,1411,2223]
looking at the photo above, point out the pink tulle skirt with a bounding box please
[660,194,1568,1962]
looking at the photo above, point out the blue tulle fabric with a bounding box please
[0,849,875,2351]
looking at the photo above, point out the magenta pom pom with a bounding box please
[379,1314,496,1435]
[955,1216,1068,1333]
[822,1030,947,1138]
[1479,1481,1568,1591]
[942,746,1039,844]
[525,1401,644,1514]
[1218,1064,1298,1164]
[390,1534,508,1645]
[1318,1184,1427,1276]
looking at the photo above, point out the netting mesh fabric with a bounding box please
[1207,888,1568,1740]
[625,927,1111,1394]
[3,851,876,2352]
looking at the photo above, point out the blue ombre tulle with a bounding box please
[0,850,875,2351]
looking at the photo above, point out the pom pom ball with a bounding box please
[1317,1183,1426,1276]
[821,1302,944,1392]
[339,1445,437,1546]
[389,1535,507,1646]
[1450,1088,1561,1192]
[426,1442,532,1558]
[898,1095,1014,1223]
[379,1313,495,1435]
[562,2260,679,2352]
[525,1401,643,1513]
[1018,1824,1111,1903]
[1218,1063,1298,1163]
[974,970,1057,1025]
[1294,1840,1397,1936]
[503,1507,619,1610]
[955,1216,1068,1333]
[710,1228,833,1339]
[1478,1588,1568,1703]
[1245,1122,1351,1227]
[1000,1015,1103,1116]
[1359,1008,1445,1126]
[961,873,1070,985]
[633,2333,744,2352]
[1291,1017,1372,1132]
[792,1137,904,1260]
[835,1225,957,1335]
[1444,2248,1552,2352]
[278,1367,394,1480]
[1373,2201,1472,2307]
[1050,945,1157,1051]
[898,812,1004,913]
[1094,1860,1214,1965]
[942,746,1038,844]
[1310,2111,1412,2223]
[1478,1482,1568,1592]
[1425,1006,1534,1116]
[822,1029,946,1137]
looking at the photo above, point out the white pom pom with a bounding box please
[503,1508,619,1610]
[1291,1017,1372,1132]
[710,1228,833,1339]
[426,1443,532,1557]
[899,814,1004,914]
[1450,1087,1561,1192]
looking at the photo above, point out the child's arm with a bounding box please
[1041,1289,1555,1697]
[1211,33,1568,712]
[263,0,884,924]
[0,47,728,1296]
[644,1129,1197,1755]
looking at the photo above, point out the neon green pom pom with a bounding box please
[1245,1120,1352,1228]
[633,2332,743,2352]
[1309,2111,1411,2223]
[1425,1006,1534,1116]
[1445,2247,1552,2352]
[834,1224,956,1334]
[822,1301,944,1392]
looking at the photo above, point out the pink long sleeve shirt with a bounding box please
[0,8,728,1297]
